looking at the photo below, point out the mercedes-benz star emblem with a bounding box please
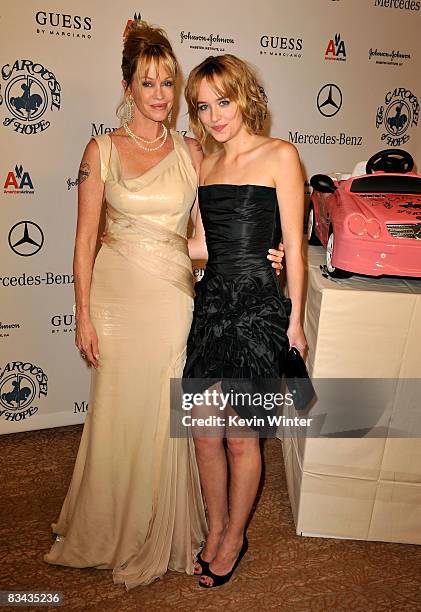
[317,84,342,117]
[8,221,44,256]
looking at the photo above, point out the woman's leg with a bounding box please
[193,436,229,568]
[199,436,261,586]
[190,382,229,571]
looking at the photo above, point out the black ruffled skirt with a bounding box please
[182,270,291,433]
[184,270,291,378]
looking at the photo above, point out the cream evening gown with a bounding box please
[44,131,207,588]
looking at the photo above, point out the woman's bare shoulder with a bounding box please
[89,128,125,147]
[264,137,298,155]
[259,138,300,171]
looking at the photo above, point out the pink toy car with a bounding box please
[308,149,421,278]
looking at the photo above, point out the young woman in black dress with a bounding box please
[183,54,307,588]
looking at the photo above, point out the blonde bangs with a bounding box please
[135,47,178,81]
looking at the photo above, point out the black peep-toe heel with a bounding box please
[194,550,210,575]
[199,536,248,588]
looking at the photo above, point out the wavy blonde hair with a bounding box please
[117,20,178,121]
[185,54,268,144]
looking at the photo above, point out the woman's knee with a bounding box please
[226,437,259,457]
[194,436,223,459]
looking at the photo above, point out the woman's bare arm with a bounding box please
[73,139,104,365]
[273,141,307,352]
[185,136,208,261]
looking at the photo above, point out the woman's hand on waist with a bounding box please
[267,241,285,276]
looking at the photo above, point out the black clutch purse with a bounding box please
[284,347,316,411]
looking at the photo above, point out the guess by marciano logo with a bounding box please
[259,35,303,59]
[51,313,75,334]
[0,59,61,135]
[0,360,48,422]
[35,11,93,39]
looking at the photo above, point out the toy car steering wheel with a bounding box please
[365,149,414,174]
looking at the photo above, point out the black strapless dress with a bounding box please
[183,184,291,384]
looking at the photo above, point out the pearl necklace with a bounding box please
[123,122,168,152]
[124,122,167,144]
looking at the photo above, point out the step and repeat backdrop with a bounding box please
[0,0,420,434]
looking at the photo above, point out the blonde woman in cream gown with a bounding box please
[44,129,207,587]
[44,22,284,589]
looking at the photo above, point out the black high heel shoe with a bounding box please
[194,550,210,575]
[198,536,248,588]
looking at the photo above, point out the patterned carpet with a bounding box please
[1,426,421,612]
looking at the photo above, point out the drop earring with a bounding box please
[123,94,134,124]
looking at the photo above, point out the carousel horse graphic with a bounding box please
[387,102,408,134]
[1,377,32,408]
[10,80,43,118]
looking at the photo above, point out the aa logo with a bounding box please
[4,165,34,194]
[325,34,346,61]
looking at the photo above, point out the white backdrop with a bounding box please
[1,0,420,434]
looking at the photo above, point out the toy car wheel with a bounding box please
[326,229,352,278]
[307,204,321,245]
